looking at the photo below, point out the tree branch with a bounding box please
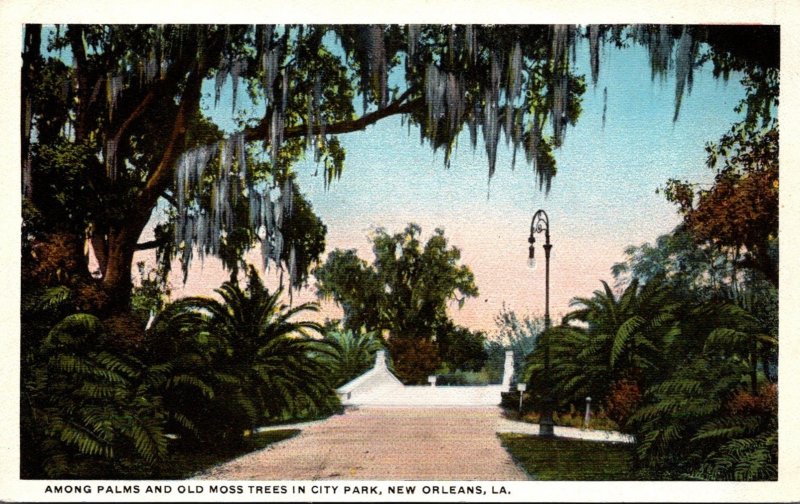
[242,87,423,143]
[135,240,161,251]
[108,33,203,160]
[67,26,90,141]
[137,68,205,216]
[161,191,178,208]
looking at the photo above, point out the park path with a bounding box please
[196,407,528,480]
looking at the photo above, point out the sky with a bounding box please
[137,33,747,335]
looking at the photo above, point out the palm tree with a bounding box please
[525,277,680,415]
[316,330,385,387]
[566,278,679,385]
[155,266,337,443]
[524,324,611,409]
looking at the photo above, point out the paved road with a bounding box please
[197,407,528,480]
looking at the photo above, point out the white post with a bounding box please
[584,396,592,429]
[374,350,386,369]
[517,383,527,414]
[502,351,514,388]
[428,375,437,387]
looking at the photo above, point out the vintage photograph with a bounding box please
[17,17,784,495]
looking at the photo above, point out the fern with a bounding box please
[22,302,173,478]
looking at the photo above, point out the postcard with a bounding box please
[3,0,798,501]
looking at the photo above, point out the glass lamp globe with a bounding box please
[527,254,537,271]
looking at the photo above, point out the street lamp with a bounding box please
[528,209,554,436]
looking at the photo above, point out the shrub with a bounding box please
[726,383,777,417]
[387,337,441,384]
[21,310,168,478]
[604,379,642,429]
[436,370,495,386]
[628,358,777,480]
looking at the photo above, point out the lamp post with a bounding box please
[528,209,554,437]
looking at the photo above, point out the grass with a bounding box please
[151,429,300,479]
[499,433,635,480]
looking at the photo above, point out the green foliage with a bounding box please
[316,330,385,387]
[22,301,169,478]
[612,228,732,302]
[313,249,383,331]
[147,266,339,445]
[628,359,776,480]
[21,264,343,478]
[435,321,488,372]
[314,223,478,382]
[525,278,678,412]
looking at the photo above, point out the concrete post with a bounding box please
[517,383,527,414]
[584,396,592,429]
[502,351,514,388]
[375,350,386,369]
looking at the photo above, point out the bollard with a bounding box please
[428,375,437,387]
[584,396,592,429]
[517,383,527,415]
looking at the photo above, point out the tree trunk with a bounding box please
[21,25,40,198]
[750,337,759,396]
[101,231,137,311]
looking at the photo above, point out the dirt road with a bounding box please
[196,407,528,480]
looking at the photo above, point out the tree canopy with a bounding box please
[315,223,478,339]
[21,23,779,343]
[314,223,478,382]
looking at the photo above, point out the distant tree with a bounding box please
[612,228,731,299]
[435,321,488,372]
[314,223,478,382]
[492,305,541,382]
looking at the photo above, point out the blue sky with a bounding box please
[150,32,747,334]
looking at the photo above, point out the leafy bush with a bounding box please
[604,379,642,429]
[629,358,777,480]
[435,323,488,372]
[22,304,168,478]
[387,336,441,384]
[436,369,496,386]
[21,269,343,478]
